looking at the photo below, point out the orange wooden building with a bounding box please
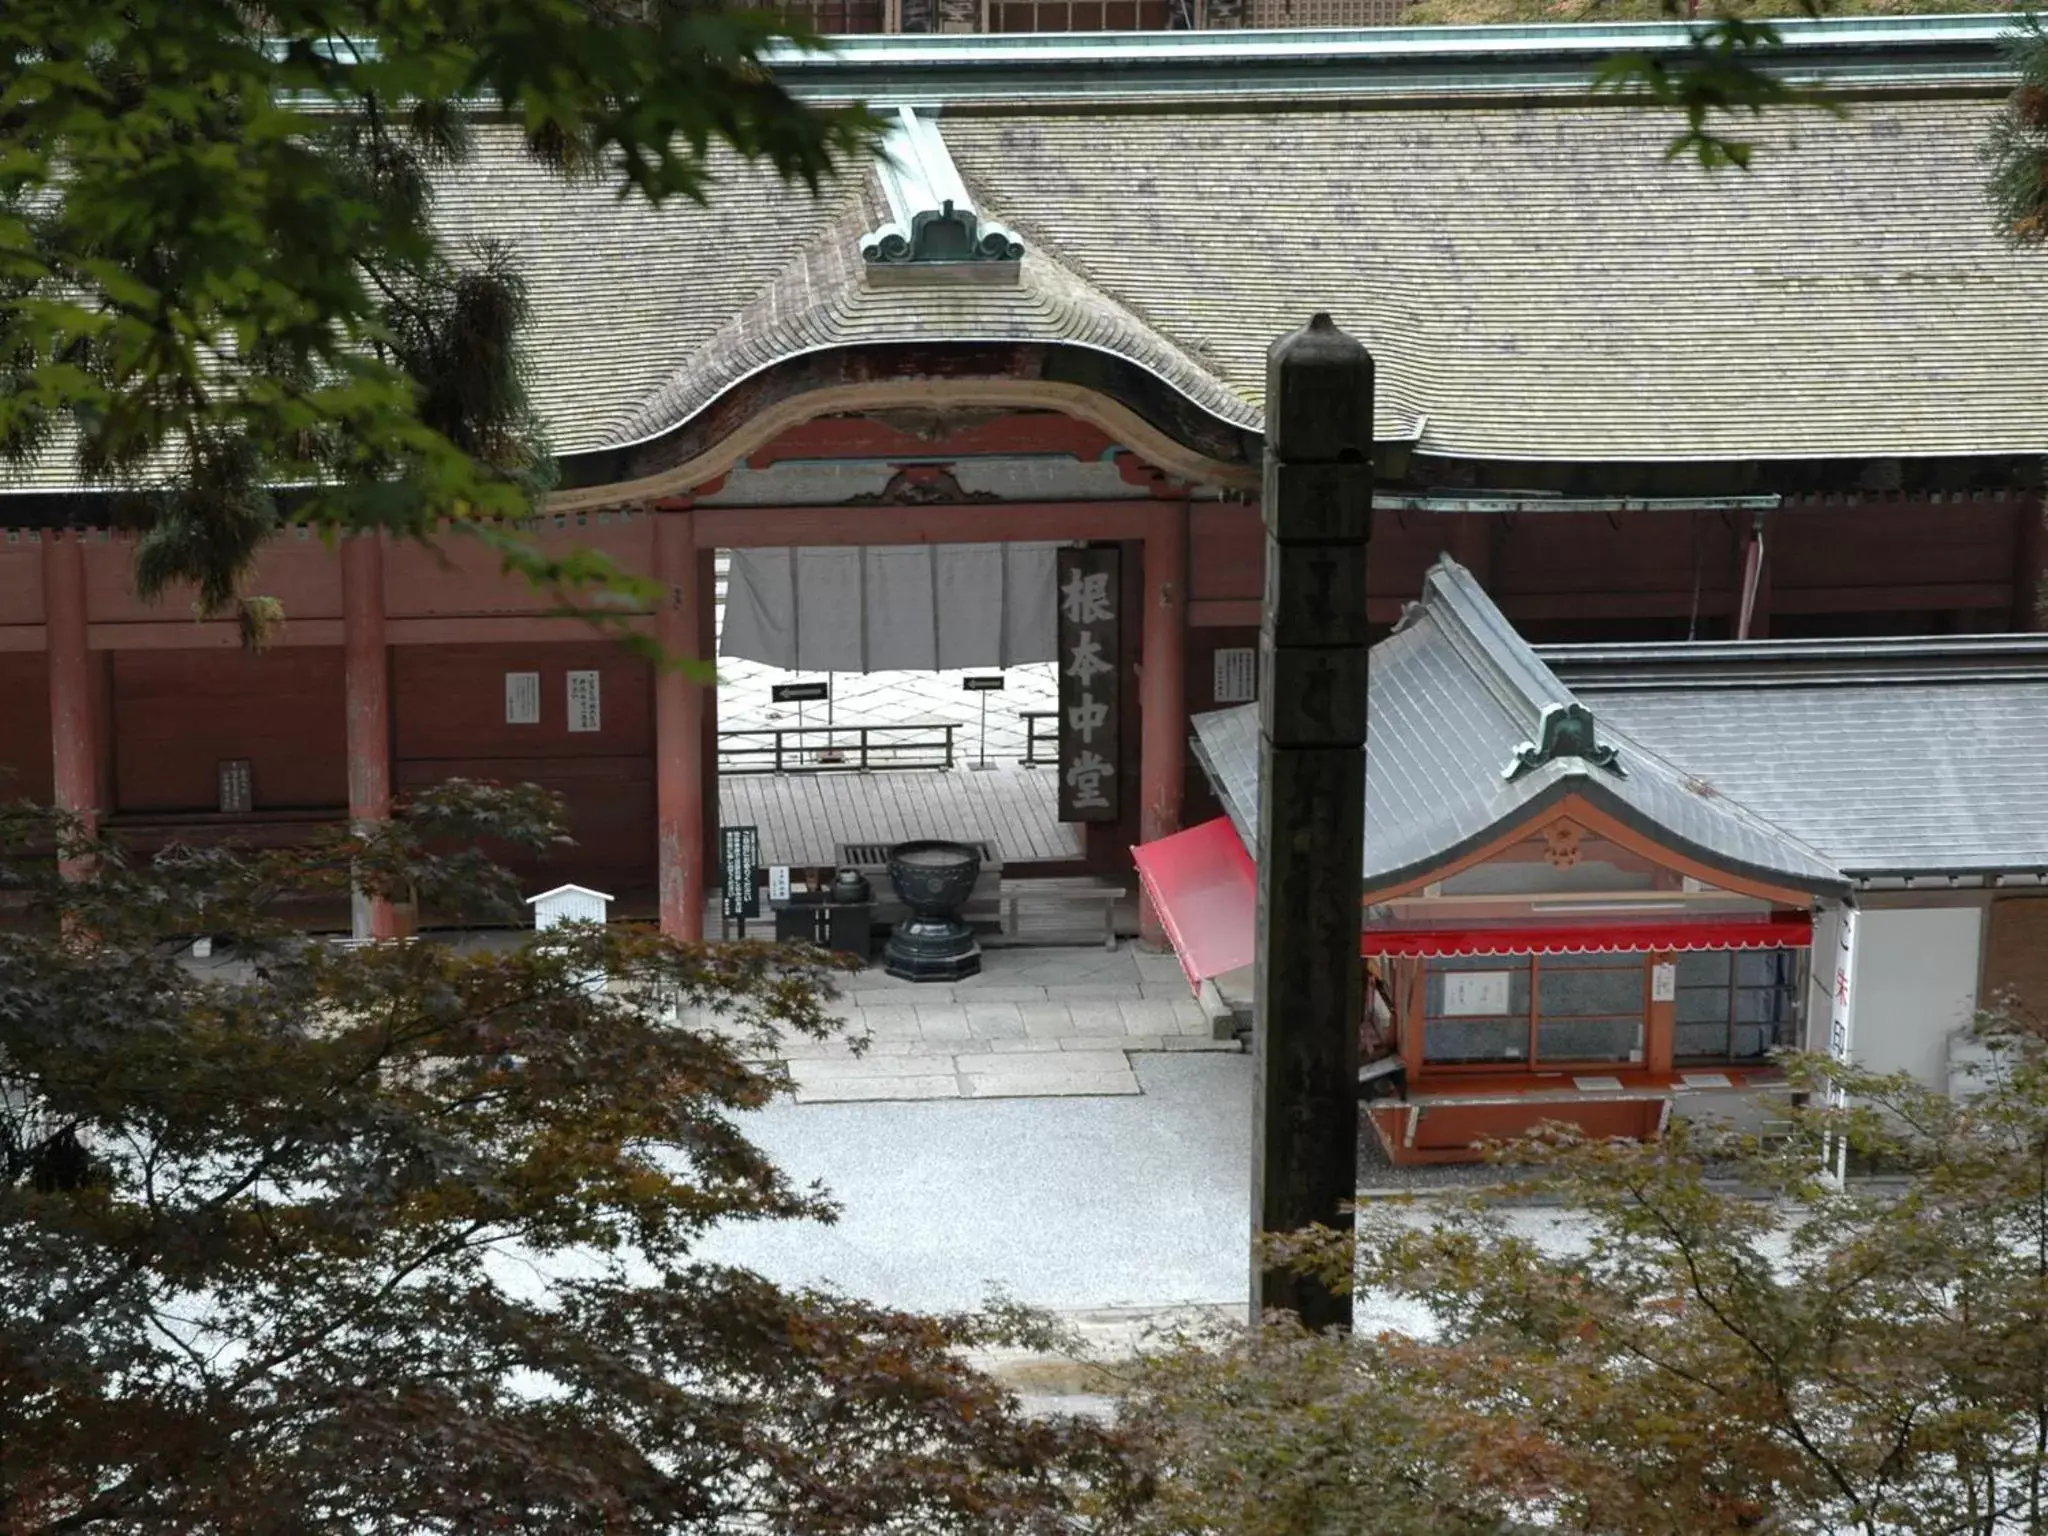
[1139,559,2048,1162]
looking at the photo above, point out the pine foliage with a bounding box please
[1986,14,2048,244]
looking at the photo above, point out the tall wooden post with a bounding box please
[341,534,398,942]
[1138,498,1189,948]
[654,511,705,940]
[1251,314,1372,1330]
[1644,951,1678,1076]
[43,532,97,877]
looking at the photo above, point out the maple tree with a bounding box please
[1114,1004,2048,1536]
[0,795,1132,1533]
[0,0,879,638]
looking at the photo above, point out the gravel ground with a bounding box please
[696,1053,1255,1314]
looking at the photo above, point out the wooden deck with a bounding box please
[718,763,1080,867]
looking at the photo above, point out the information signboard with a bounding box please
[721,825,761,926]
[1055,547,1120,822]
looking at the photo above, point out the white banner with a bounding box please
[720,543,1058,672]
[1823,903,1858,1185]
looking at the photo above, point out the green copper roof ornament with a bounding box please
[860,106,1023,275]
[1503,701,1626,782]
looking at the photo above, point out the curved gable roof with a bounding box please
[1192,558,1849,897]
[597,184,1259,455]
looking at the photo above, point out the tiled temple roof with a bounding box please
[1548,638,2048,880]
[1192,558,1853,896]
[942,94,2046,461]
[5,21,2044,496]
[365,85,2048,470]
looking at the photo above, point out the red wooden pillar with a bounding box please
[1138,498,1189,948]
[43,532,97,874]
[654,512,705,940]
[697,545,720,901]
[1736,511,1772,640]
[2015,490,2047,631]
[1644,950,1677,1076]
[341,534,398,941]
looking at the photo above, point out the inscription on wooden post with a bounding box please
[1056,546,1120,823]
[1252,313,1373,1331]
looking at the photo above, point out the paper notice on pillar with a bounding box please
[505,671,541,725]
[567,670,601,733]
[1056,546,1120,823]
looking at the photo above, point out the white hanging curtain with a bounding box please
[719,542,1059,672]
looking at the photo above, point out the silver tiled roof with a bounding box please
[1192,557,1850,895]
[7,65,2045,497]
[1568,673,2048,880]
[943,95,2048,461]
[429,132,864,454]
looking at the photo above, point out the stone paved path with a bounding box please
[681,945,1241,1102]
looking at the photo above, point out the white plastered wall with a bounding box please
[1810,903,1986,1088]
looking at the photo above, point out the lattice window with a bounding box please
[1421,952,1653,1068]
[1675,949,1804,1063]
[1243,0,1415,25]
[987,0,1184,30]
[778,0,892,32]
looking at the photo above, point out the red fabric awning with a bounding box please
[1362,915,1814,958]
[1131,818,1257,991]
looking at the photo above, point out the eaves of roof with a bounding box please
[766,14,2020,107]
[1541,634,2048,689]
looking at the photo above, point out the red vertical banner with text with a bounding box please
[1056,546,1121,823]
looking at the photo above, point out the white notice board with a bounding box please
[1442,971,1511,1017]
[1213,647,1256,703]
[567,670,601,733]
[505,672,541,725]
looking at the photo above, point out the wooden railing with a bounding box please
[718,723,957,775]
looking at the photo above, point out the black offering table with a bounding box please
[771,896,873,962]
[882,840,983,982]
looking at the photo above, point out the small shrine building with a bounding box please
[1138,559,2048,1162]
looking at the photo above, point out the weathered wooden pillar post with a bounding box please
[1138,497,1189,948]
[341,533,399,942]
[1251,313,1372,1330]
[43,531,97,877]
[653,510,705,941]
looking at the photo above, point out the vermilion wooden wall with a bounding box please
[392,641,655,896]
[111,649,347,812]
[0,654,53,803]
[1184,497,2033,642]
